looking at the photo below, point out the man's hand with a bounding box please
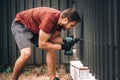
[61,42,72,50]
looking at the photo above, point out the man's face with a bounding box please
[63,20,77,30]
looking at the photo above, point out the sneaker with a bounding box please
[53,77,60,80]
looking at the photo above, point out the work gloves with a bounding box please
[53,77,60,80]
[61,36,73,50]
[61,42,72,50]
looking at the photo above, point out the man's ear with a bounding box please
[63,18,68,24]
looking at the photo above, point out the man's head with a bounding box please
[58,8,81,30]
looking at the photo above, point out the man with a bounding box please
[11,7,81,80]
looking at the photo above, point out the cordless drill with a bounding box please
[63,36,80,56]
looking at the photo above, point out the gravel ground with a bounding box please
[0,64,72,80]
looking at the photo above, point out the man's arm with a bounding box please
[38,30,61,50]
[50,31,63,44]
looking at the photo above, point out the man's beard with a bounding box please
[63,23,68,30]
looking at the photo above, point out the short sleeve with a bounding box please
[39,16,56,34]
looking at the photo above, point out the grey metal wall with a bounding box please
[75,0,120,80]
[1,0,120,79]
[0,0,74,65]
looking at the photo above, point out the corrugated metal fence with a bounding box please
[1,0,120,80]
[75,0,120,80]
[0,0,77,65]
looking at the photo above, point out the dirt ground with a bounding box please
[0,64,72,80]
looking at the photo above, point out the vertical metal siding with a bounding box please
[0,0,73,65]
[75,0,120,80]
[0,1,2,63]
[2,0,9,64]
[1,0,120,80]
[115,0,120,79]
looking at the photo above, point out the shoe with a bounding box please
[53,77,60,80]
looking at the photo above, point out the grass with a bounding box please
[0,64,72,80]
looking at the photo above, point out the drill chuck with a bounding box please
[73,38,80,43]
[63,37,80,43]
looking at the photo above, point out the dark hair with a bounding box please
[61,8,81,22]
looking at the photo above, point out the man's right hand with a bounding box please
[61,42,72,50]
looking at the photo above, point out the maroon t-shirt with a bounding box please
[15,7,61,34]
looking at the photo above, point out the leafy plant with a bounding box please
[0,65,12,73]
